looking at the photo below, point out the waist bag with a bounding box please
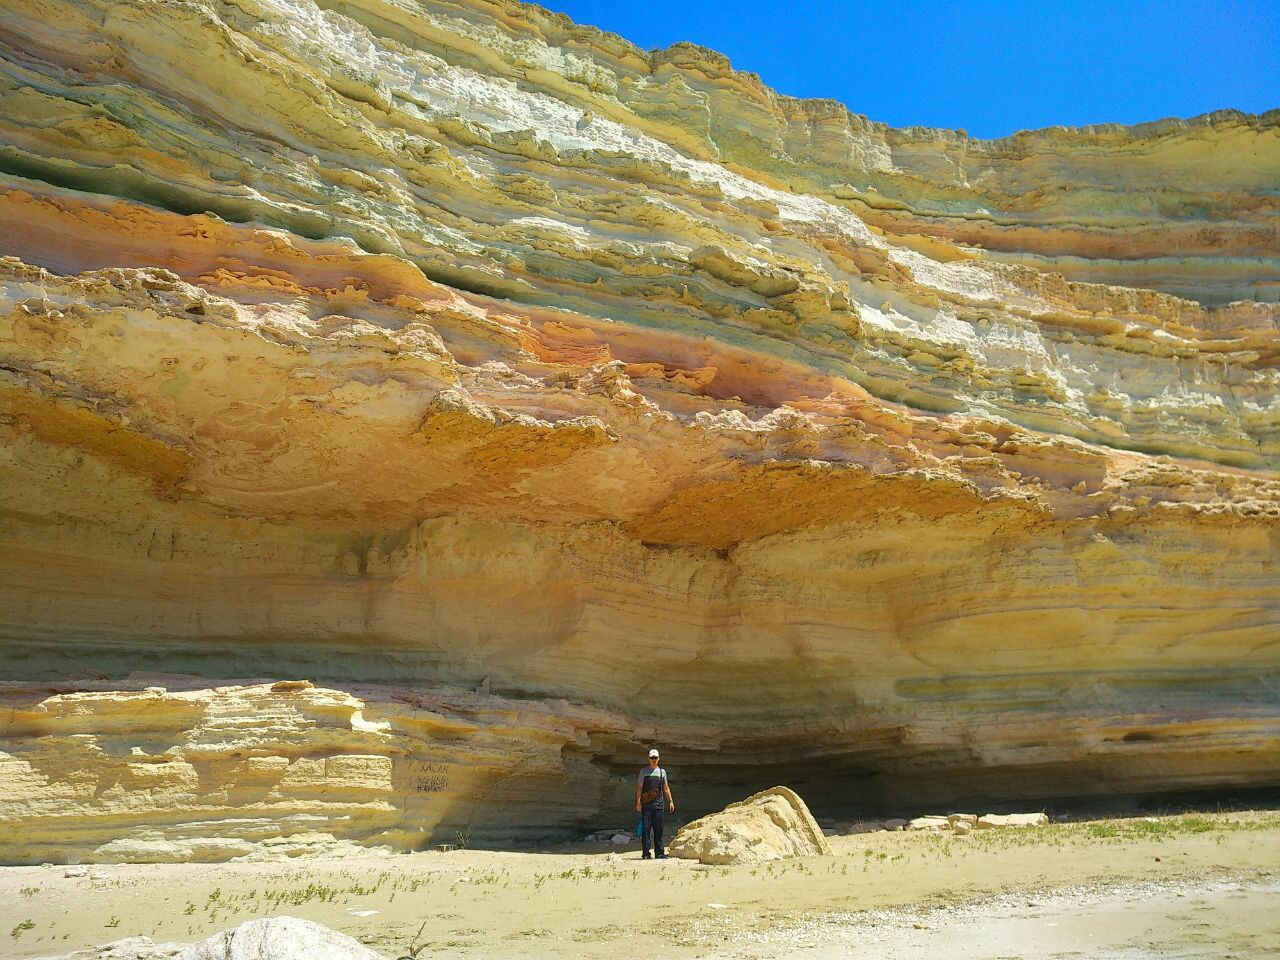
[639,769,664,807]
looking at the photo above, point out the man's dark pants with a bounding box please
[642,805,664,856]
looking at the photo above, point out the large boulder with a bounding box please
[178,917,389,960]
[666,786,832,865]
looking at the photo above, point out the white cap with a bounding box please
[648,749,660,758]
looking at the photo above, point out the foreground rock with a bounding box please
[180,918,388,960]
[37,919,388,960]
[667,787,832,864]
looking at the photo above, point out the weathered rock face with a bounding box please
[0,680,635,862]
[667,786,832,864]
[0,0,1277,861]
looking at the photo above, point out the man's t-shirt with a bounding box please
[637,766,668,810]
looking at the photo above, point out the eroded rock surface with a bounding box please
[0,0,1277,860]
[667,786,832,864]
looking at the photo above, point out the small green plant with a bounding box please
[19,887,39,897]
[183,902,196,915]
[105,917,120,929]
[10,920,35,939]
[400,918,431,959]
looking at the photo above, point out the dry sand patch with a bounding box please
[2,811,1276,960]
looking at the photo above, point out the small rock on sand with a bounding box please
[907,816,950,831]
[978,812,1049,829]
[845,821,883,834]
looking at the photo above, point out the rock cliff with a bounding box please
[1,0,1277,862]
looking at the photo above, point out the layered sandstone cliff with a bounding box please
[1,0,1277,862]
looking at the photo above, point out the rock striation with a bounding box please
[667,786,831,864]
[0,0,1278,861]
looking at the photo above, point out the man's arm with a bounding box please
[663,774,675,812]
[635,777,643,812]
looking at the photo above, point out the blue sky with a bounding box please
[545,0,1280,138]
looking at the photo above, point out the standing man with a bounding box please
[635,747,675,859]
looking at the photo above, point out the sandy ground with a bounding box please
[2,811,1276,960]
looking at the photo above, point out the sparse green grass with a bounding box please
[1062,811,1279,845]
[10,920,35,939]
[156,868,458,924]
[854,810,1280,857]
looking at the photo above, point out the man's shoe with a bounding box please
[641,853,652,859]
[655,852,667,859]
